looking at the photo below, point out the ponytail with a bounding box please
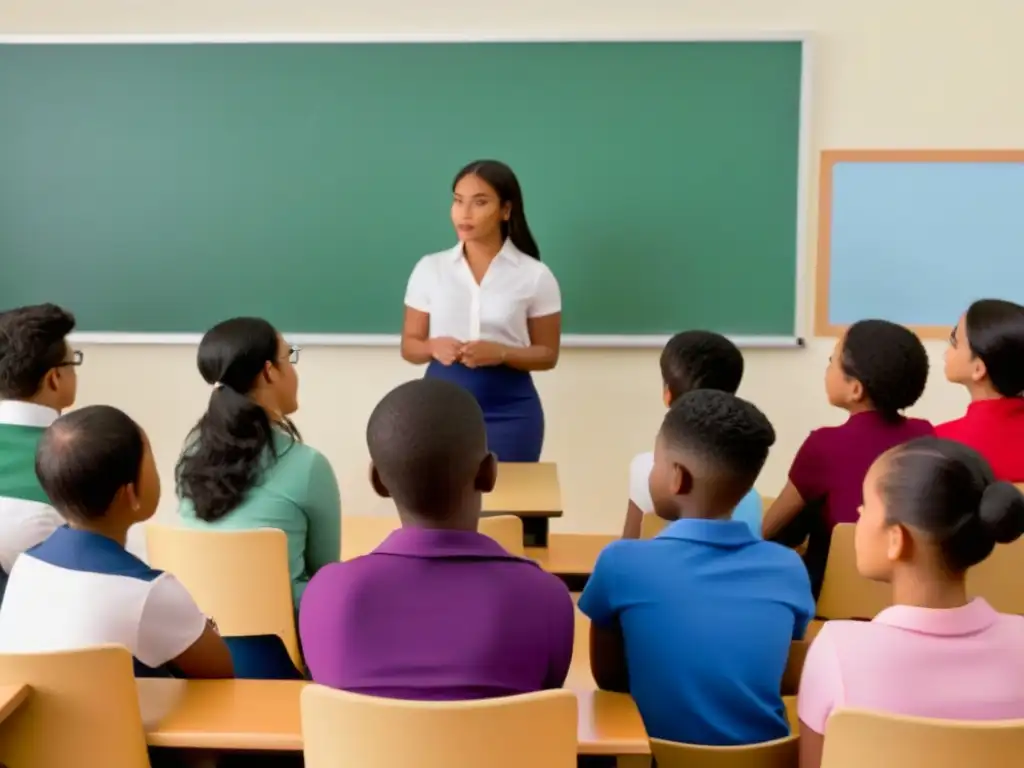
[175,317,299,522]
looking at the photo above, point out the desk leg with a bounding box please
[522,517,549,548]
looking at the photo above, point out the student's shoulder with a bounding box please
[629,451,654,479]
[905,417,936,437]
[273,436,336,481]
[302,559,365,603]
[934,414,969,440]
[749,539,814,587]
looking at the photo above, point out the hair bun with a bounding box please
[978,482,1024,544]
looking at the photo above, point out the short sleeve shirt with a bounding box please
[404,240,561,348]
[936,398,1024,482]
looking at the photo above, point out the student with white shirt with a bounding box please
[623,331,764,539]
[0,405,235,680]
[0,304,80,576]
[401,160,562,462]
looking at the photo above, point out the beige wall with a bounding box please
[3,0,1021,538]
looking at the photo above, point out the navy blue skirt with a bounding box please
[425,361,544,462]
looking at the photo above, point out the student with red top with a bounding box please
[762,320,933,595]
[936,299,1024,482]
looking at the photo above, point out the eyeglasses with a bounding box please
[57,350,84,368]
[286,345,301,365]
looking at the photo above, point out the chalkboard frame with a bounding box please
[0,31,814,349]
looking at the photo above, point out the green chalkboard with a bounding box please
[0,41,803,337]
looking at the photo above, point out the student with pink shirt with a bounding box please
[798,437,1024,768]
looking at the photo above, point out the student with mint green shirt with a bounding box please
[176,318,341,608]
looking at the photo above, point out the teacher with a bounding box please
[401,159,562,462]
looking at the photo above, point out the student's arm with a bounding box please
[763,431,825,540]
[578,544,630,693]
[138,575,234,679]
[303,450,342,575]
[797,625,843,768]
[589,620,629,693]
[762,481,807,540]
[622,501,644,539]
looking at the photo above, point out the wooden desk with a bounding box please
[0,683,30,725]
[140,679,647,756]
[483,462,561,546]
[528,533,616,589]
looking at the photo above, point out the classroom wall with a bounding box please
[3,0,1022,536]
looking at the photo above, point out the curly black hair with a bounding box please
[661,389,776,504]
[841,320,929,421]
[660,331,744,403]
[0,303,76,399]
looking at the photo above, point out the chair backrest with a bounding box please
[301,685,577,768]
[821,708,1024,767]
[640,514,667,539]
[968,536,1024,613]
[651,734,798,768]
[0,645,150,768]
[341,515,526,559]
[145,523,300,669]
[815,524,891,619]
[341,515,400,561]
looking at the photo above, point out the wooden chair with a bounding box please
[301,685,577,768]
[815,524,890,620]
[341,514,526,559]
[651,734,797,768]
[145,524,301,670]
[0,645,150,768]
[821,708,1024,767]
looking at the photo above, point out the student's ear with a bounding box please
[662,383,672,409]
[475,452,498,494]
[670,461,694,497]
[261,360,276,385]
[849,378,865,404]
[41,367,61,394]
[887,523,908,562]
[970,356,988,384]
[369,464,391,499]
[114,482,143,515]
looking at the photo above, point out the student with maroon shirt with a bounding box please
[762,320,933,595]
[299,378,574,700]
[937,299,1024,482]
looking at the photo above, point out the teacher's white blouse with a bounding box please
[404,240,562,348]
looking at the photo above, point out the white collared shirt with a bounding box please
[0,400,65,573]
[404,240,562,348]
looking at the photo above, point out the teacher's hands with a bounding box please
[461,341,507,368]
[429,337,463,366]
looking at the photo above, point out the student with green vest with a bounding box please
[176,317,341,609]
[0,304,81,575]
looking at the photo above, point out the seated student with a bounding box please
[0,405,234,679]
[762,320,933,594]
[798,438,1024,768]
[0,304,79,577]
[936,299,1024,482]
[177,317,341,609]
[623,330,762,539]
[300,378,574,700]
[580,389,814,746]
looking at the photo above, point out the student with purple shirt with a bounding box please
[299,378,574,700]
[762,320,934,595]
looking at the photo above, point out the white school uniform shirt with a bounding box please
[0,401,65,573]
[404,240,562,348]
[0,525,207,673]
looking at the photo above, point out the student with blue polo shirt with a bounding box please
[0,406,234,680]
[580,389,814,746]
[0,304,80,579]
[622,330,762,539]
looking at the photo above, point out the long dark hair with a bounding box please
[879,437,1024,573]
[963,299,1024,397]
[175,317,299,522]
[453,160,540,260]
